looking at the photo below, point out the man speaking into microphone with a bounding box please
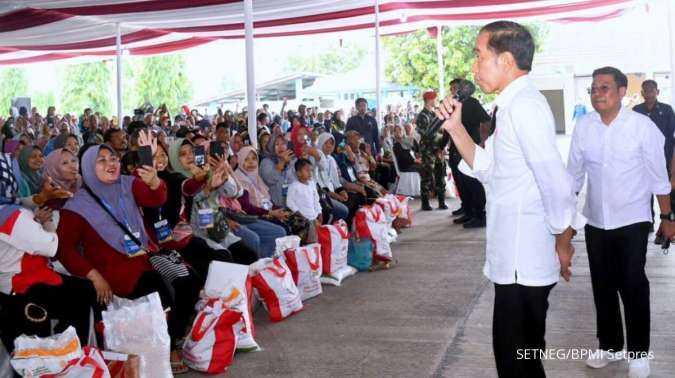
[435,21,585,377]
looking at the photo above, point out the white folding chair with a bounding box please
[392,148,421,197]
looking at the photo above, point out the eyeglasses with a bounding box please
[588,85,615,95]
[95,156,120,165]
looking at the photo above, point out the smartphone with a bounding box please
[209,141,224,158]
[194,144,206,167]
[138,145,153,168]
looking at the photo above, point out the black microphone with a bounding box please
[423,80,475,138]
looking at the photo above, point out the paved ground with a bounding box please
[186,196,675,378]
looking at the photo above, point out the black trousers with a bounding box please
[585,222,651,354]
[1,275,96,353]
[493,283,555,378]
[463,176,486,219]
[449,151,467,208]
[129,270,201,349]
[178,236,232,283]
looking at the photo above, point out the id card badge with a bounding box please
[282,183,289,198]
[123,231,143,256]
[261,199,273,211]
[198,208,215,229]
[154,219,173,244]
[347,166,357,182]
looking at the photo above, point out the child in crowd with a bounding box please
[286,158,322,242]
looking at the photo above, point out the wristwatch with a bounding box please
[660,212,675,222]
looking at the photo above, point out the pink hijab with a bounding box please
[234,146,271,208]
[42,147,81,193]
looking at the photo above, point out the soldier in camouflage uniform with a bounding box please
[415,90,450,211]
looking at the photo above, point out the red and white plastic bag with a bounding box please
[182,294,243,374]
[44,346,111,378]
[204,261,259,352]
[11,326,83,377]
[317,220,357,286]
[375,194,402,224]
[354,205,393,262]
[284,243,323,301]
[250,257,304,322]
[394,195,413,227]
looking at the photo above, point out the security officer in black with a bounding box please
[634,79,675,235]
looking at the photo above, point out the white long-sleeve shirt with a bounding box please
[287,179,322,221]
[0,207,59,294]
[567,107,670,230]
[459,75,585,286]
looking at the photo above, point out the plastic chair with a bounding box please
[391,148,421,197]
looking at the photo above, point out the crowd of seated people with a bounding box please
[0,98,424,374]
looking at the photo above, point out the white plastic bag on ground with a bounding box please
[320,265,357,286]
[182,294,242,374]
[47,346,111,378]
[203,261,259,352]
[102,293,171,378]
[316,220,352,285]
[375,194,402,224]
[11,326,82,377]
[250,257,303,322]
[284,244,323,301]
[274,235,301,256]
[354,205,393,262]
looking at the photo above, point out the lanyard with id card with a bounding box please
[154,212,173,244]
[198,207,215,229]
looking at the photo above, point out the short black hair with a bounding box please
[103,127,123,143]
[257,113,268,123]
[592,66,628,88]
[126,120,146,135]
[449,78,463,86]
[216,122,229,131]
[480,21,535,71]
[294,158,312,172]
[355,97,368,106]
[175,126,191,138]
[642,79,658,89]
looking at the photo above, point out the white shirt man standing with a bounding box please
[435,21,585,377]
[567,66,675,378]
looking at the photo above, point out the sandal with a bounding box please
[171,351,189,375]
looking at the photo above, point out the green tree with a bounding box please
[286,42,367,74]
[60,62,112,115]
[0,68,29,114]
[383,24,547,101]
[135,55,192,116]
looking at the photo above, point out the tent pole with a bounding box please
[244,0,258,148]
[436,25,445,98]
[374,0,382,129]
[115,23,123,127]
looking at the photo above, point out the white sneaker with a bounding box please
[586,349,623,369]
[628,357,650,378]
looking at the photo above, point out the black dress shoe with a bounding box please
[452,207,465,216]
[453,215,472,224]
[463,218,486,229]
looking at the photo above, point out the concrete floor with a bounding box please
[186,197,675,378]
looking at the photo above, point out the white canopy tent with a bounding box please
[0,0,639,147]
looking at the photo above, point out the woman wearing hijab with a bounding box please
[141,141,234,279]
[17,145,44,197]
[260,134,297,208]
[56,141,197,374]
[314,133,350,223]
[167,138,258,265]
[0,151,95,352]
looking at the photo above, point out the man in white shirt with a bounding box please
[435,21,585,377]
[567,66,675,378]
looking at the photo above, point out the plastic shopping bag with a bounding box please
[374,194,402,224]
[317,220,357,286]
[347,238,374,272]
[11,326,82,377]
[204,261,259,352]
[250,257,303,322]
[101,293,171,378]
[182,295,243,374]
[353,205,393,262]
[44,346,111,378]
[102,351,140,378]
[284,244,323,301]
[274,235,301,256]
